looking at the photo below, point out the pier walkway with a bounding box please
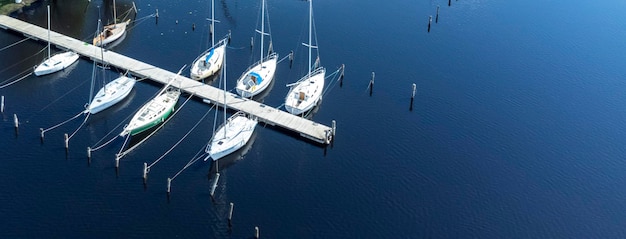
[0,15,333,144]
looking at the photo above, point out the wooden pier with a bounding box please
[0,15,333,144]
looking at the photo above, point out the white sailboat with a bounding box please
[120,71,182,136]
[235,0,278,98]
[87,19,136,114]
[205,52,257,161]
[284,0,326,115]
[190,0,227,80]
[93,0,131,46]
[34,5,79,76]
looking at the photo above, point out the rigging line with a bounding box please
[0,46,47,75]
[41,110,87,134]
[148,103,215,169]
[125,13,157,32]
[23,76,89,123]
[0,37,30,52]
[67,113,90,140]
[116,92,195,160]
[0,70,32,89]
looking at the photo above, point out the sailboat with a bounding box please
[235,0,278,98]
[93,0,131,46]
[205,51,257,161]
[284,0,326,115]
[86,19,136,114]
[190,0,227,81]
[34,5,79,76]
[119,70,181,136]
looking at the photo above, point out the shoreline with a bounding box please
[0,0,38,15]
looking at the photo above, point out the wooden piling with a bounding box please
[436,5,440,23]
[428,16,432,33]
[192,23,195,31]
[143,162,148,181]
[410,83,416,111]
[1,95,4,113]
[13,114,18,129]
[40,128,44,140]
[255,226,260,239]
[228,202,234,227]
[369,72,375,96]
[339,64,345,87]
[64,133,69,149]
[87,147,91,159]
[210,172,220,197]
[448,0,451,6]
[115,157,120,168]
[167,177,171,194]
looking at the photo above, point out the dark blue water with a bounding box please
[2,0,626,237]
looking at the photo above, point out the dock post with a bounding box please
[64,133,69,149]
[448,0,451,6]
[289,50,294,68]
[155,9,159,24]
[87,147,91,160]
[1,95,4,113]
[167,177,172,195]
[192,23,195,31]
[255,226,260,239]
[228,30,232,44]
[228,202,234,227]
[143,162,148,182]
[250,37,254,49]
[436,5,440,23]
[115,156,120,168]
[40,128,45,140]
[210,172,220,198]
[428,16,432,33]
[369,72,375,96]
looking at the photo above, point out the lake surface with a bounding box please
[1,0,626,237]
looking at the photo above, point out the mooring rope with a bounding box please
[171,144,208,181]
[321,65,343,97]
[0,46,47,76]
[116,92,195,160]
[276,52,293,64]
[148,103,215,169]
[90,134,120,152]
[0,71,32,89]
[67,113,90,140]
[23,79,89,124]
[0,37,30,52]
[41,110,87,134]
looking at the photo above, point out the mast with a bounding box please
[222,48,227,138]
[260,0,265,67]
[113,0,117,25]
[99,19,106,92]
[46,5,50,60]
[308,0,312,76]
[211,0,215,46]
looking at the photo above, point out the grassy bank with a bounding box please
[0,0,38,15]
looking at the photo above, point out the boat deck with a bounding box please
[0,15,333,144]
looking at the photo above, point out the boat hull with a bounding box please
[285,67,325,115]
[235,53,278,98]
[88,75,136,114]
[93,20,129,46]
[190,42,226,80]
[121,88,180,136]
[34,52,80,76]
[206,112,257,161]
